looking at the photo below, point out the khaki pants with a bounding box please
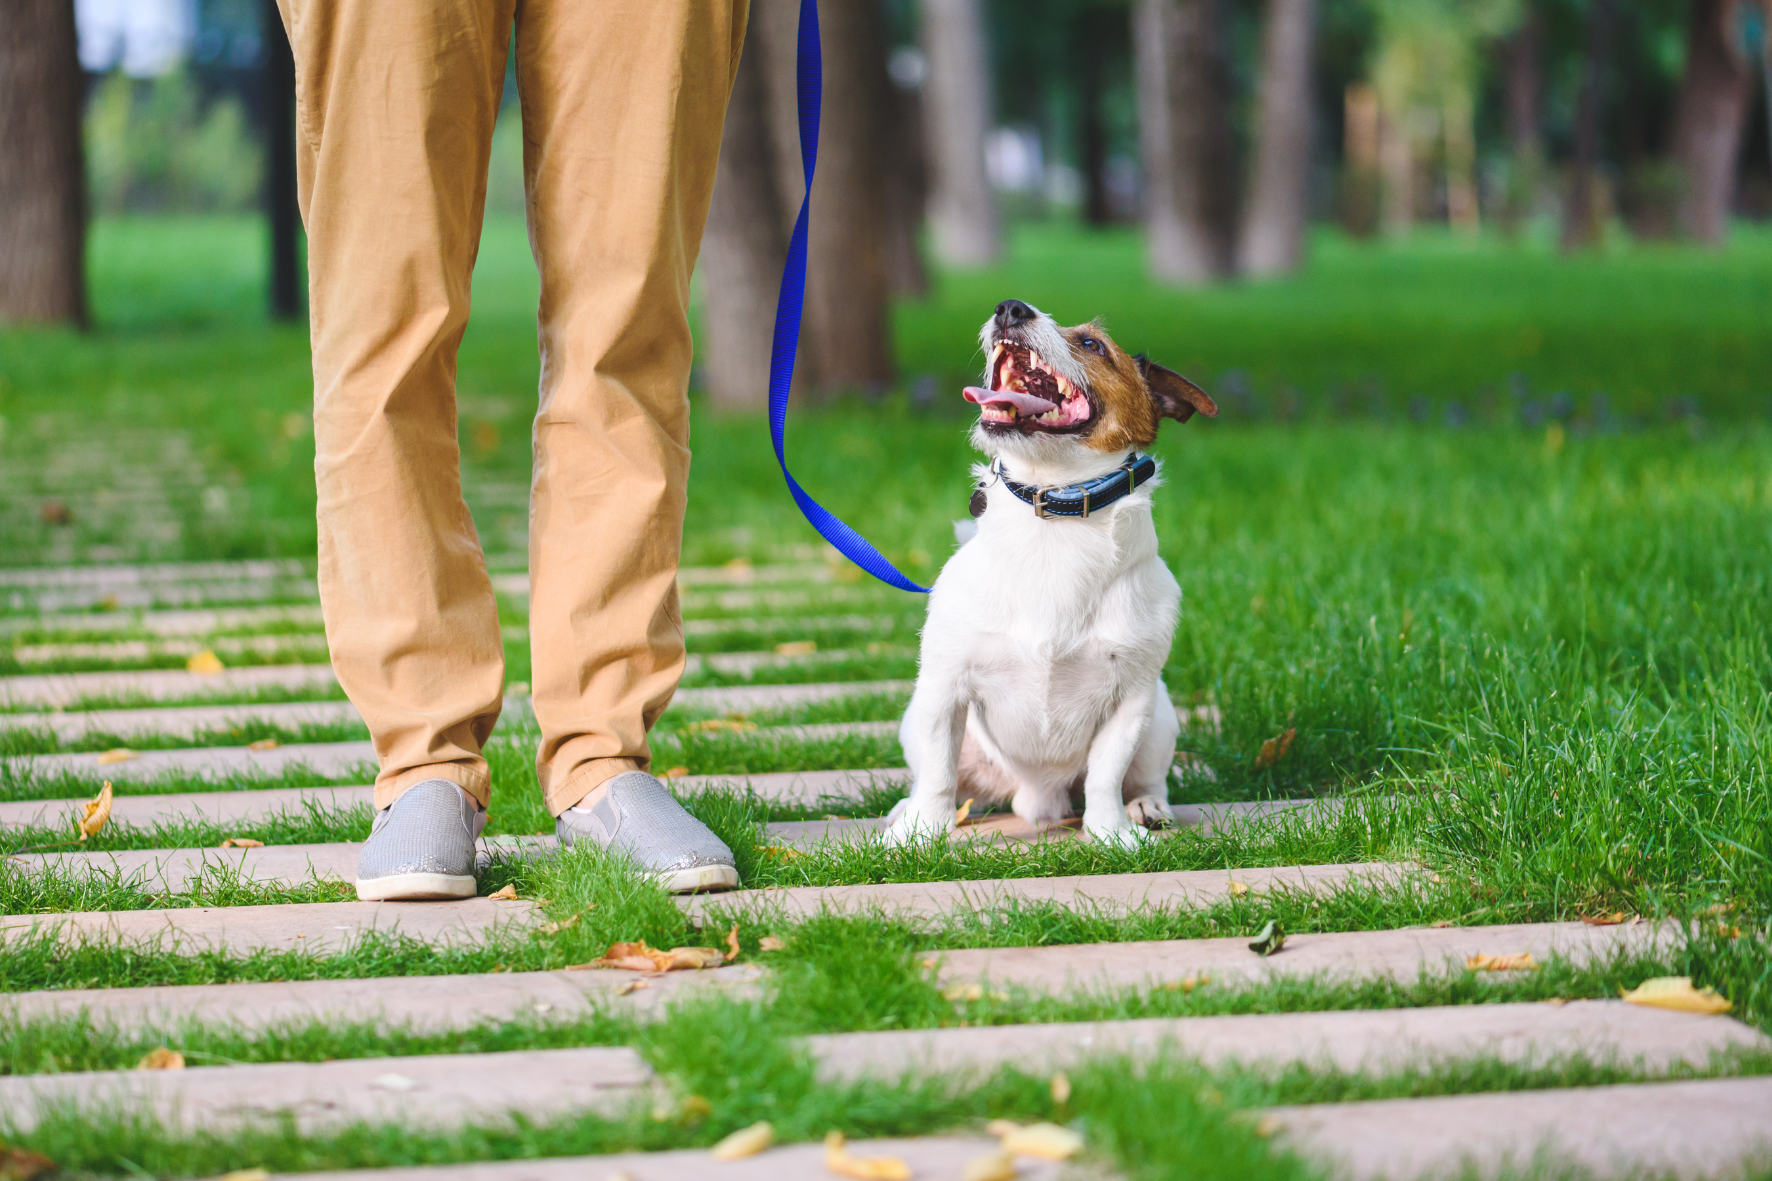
[278,0,747,815]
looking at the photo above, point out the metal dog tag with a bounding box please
[969,486,988,518]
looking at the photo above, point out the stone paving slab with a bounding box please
[490,562,836,597]
[1270,1075,1772,1180]
[684,646,917,678]
[683,862,1404,925]
[809,1001,1769,1083]
[0,663,341,709]
[658,720,899,749]
[0,783,375,830]
[681,613,914,639]
[0,699,364,742]
[671,679,911,714]
[278,1138,1059,1181]
[767,799,1330,847]
[13,632,332,666]
[674,766,910,807]
[933,919,1671,994]
[0,603,326,638]
[0,897,537,953]
[3,964,766,1031]
[0,1044,655,1135]
[3,739,378,783]
[6,578,322,615]
[680,584,899,614]
[0,559,311,590]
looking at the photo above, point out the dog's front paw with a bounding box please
[883,794,957,847]
[1125,795,1175,830]
[1083,811,1147,851]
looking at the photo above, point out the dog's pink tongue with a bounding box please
[963,386,1058,416]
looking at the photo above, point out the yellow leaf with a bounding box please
[943,983,984,1002]
[0,1145,58,1181]
[823,1131,911,1181]
[1254,727,1296,770]
[614,980,650,996]
[219,838,265,849]
[588,940,724,972]
[1253,1114,1283,1138]
[710,1121,775,1161]
[1000,1122,1083,1161]
[774,640,817,656]
[537,913,582,935]
[1465,953,1538,972]
[1581,912,1626,926]
[246,738,280,752]
[96,748,136,765]
[955,797,974,825]
[1226,880,1249,897]
[759,935,785,952]
[1620,976,1732,1015]
[217,1171,268,1181]
[661,766,689,780]
[505,681,530,697]
[758,845,805,858]
[962,1149,1018,1181]
[1050,1070,1072,1105]
[682,1095,713,1119]
[725,924,742,962]
[186,649,225,675]
[1162,975,1203,992]
[487,884,518,901]
[136,1047,185,1071]
[686,717,757,735]
[77,781,114,842]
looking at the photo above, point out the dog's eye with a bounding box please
[1079,337,1106,356]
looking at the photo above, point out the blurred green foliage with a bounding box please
[85,69,262,215]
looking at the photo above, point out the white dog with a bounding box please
[886,299,1217,849]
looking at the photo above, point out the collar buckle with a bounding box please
[1033,486,1048,518]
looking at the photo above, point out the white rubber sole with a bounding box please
[656,863,741,894]
[355,872,478,902]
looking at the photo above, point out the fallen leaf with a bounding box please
[962,1149,1018,1181]
[1430,920,1455,928]
[506,681,530,697]
[219,837,265,849]
[487,884,518,901]
[1718,924,1742,939]
[1581,912,1626,926]
[682,1095,712,1119]
[1253,1115,1283,1138]
[537,913,582,935]
[0,1146,57,1181]
[1162,975,1202,992]
[77,781,113,841]
[186,649,225,675]
[661,766,690,779]
[774,640,817,656]
[96,748,136,765]
[685,717,757,735]
[1226,880,1249,897]
[1248,919,1286,957]
[614,980,650,996]
[955,797,974,825]
[590,940,724,972]
[217,1171,268,1181]
[1465,953,1538,972]
[1545,997,1569,1006]
[1050,1071,1072,1105]
[725,924,742,962]
[710,1121,775,1161]
[823,1131,911,1180]
[246,738,280,752]
[136,1046,185,1070]
[1254,727,1297,770]
[760,936,785,952]
[999,1122,1084,1161]
[1620,976,1732,1015]
[758,845,805,858]
[943,983,984,1002]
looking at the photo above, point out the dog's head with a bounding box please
[964,300,1217,462]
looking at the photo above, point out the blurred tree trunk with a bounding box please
[701,36,791,410]
[921,0,1001,266]
[1561,0,1615,251]
[882,58,929,295]
[1499,6,1543,234]
[1134,0,1235,283]
[1239,0,1316,275]
[751,0,895,394]
[0,0,87,326]
[1672,0,1754,244]
[1078,18,1112,227]
[263,0,302,321]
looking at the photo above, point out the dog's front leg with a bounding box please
[1081,684,1158,850]
[886,690,967,846]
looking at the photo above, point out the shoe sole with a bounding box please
[656,863,741,894]
[355,872,478,902]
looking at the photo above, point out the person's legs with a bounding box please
[514,0,746,813]
[277,0,514,898]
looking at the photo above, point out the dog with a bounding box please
[885,298,1217,849]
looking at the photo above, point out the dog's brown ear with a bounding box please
[1136,355,1218,423]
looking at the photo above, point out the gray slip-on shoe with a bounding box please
[355,778,485,901]
[557,770,739,894]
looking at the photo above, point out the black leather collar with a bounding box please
[984,453,1157,519]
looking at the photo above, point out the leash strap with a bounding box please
[767,0,930,595]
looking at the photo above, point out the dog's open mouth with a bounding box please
[964,343,1093,433]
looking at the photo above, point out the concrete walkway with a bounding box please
[3,739,378,783]
[0,663,342,709]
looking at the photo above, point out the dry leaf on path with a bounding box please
[1226,880,1249,897]
[1050,1071,1072,1105]
[823,1131,911,1180]
[1253,1115,1283,1138]
[1248,919,1286,957]
[710,1121,775,1161]
[216,1170,268,1181]
[759,936,785,952]
[1162,975,1205,992]
[246,739,280,752]
[186,649,225,674]
[943,983,984,1002]
[1581,912,1626,926]
[614,980,650,997]
[77,781,113,841]
[1620,976,1732,1015]
[725,924,741,962]
[219,838,264,849]
[537,913,582,935]
[1466,953,1538,972]
[487,884,518,901]
[999,1122,1084,1161]
[96,748,136,765]
[774,640,817,656]
[661,767,689,779]
[590,940,724,972]
[759,845,805,858]
[681,1095,713,1119]
[1254,727,1297,770]
[0,1145,58,1181]
[962,1149,1017,1181]
[955,797,974,825]
[685,717,757,735]
[136,1047,185,1070]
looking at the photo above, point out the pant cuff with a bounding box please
[546,757,646,817]
[376,762,492,811]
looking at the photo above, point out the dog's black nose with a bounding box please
[995,299,1035,326]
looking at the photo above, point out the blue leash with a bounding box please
[767,0,930,595]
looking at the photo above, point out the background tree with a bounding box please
[262,0,301,320]
[1241,0,1319,275]
[1561,0,1616,249]
[1134,0,1236,283]
[921,0,1002,265]
[0,0,88,326]
[1672,0,1756,243]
